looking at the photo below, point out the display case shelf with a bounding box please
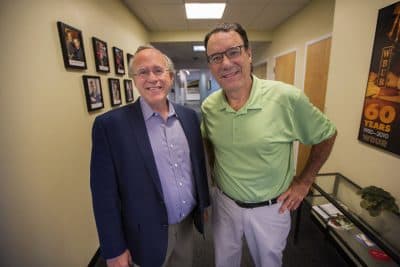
[306,172,400,267]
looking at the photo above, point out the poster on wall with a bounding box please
[358,1,400,156]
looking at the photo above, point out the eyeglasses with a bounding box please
[133,67,169,78]
[207,45,244,64]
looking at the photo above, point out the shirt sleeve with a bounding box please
[200,104,208,139]
[292,91,336,145]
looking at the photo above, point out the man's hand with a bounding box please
[106,249,132,267]
[277,177,311,213]
[278,132,337,214]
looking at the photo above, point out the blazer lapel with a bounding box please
[128,100,164,199]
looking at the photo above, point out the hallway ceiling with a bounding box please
[123,0,310,69]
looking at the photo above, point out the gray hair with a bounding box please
[128,45,175,77]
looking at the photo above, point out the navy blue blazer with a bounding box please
[90,99,210,267]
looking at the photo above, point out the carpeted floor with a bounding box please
[94,203,349,267]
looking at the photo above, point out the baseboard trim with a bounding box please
[88,247,101,267]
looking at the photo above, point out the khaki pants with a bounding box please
[212,187,291,267]
[133,214,194,267]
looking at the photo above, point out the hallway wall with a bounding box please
[262,0,399,200]
[324,0,400,200]
[0,1,147,266]
[264,0,335,89]
[261,0,335,179]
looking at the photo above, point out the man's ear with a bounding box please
[246,47,252,62]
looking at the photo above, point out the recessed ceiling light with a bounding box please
[193,45,206,52]
[185,3,226,19]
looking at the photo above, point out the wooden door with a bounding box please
[296,37,332,176]
[274,51,296,84]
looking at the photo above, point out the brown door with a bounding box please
[296,37,332,176]
[254,62,267,79]
[274,51,296,85]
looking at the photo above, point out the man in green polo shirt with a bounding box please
[201,23,337,267]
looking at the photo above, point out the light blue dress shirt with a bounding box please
[140,98,196,224]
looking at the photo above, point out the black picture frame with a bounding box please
[113,47,125,75]
[57,21,87,69]
[82,75,104,111]
[124,79,134,103]
[127,53,133,71]
[108,78,122,107]
[92,37,110,73]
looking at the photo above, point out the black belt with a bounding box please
[221,190,278,208]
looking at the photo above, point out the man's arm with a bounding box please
[90,117,127,258]
[278,131,337,213]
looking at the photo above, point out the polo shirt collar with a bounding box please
[219,75,263,113]
[140,97,176,121]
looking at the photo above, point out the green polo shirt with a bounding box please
[201,76,336,202]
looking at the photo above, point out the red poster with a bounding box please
[358,1,400,156]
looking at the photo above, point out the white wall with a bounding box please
[0,1,148,266]
[324,0,400,200]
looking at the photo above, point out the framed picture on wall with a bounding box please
[82,75,104,111]
[124,79,134,103]
[57,21,87,69]
[92,37,110,73]
[113,47,125,75]
[108,78,122,107]
[187,79,201,100]
[127,53,133,72]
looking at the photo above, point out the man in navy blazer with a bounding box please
[90,46,210,267]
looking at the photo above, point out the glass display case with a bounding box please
[306,172,400,267]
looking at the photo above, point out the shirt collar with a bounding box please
[140,97,177,121]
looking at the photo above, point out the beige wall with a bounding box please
[0,1,147,266]
[324,0,400,200]
[262,0,400,201]
[264,0,335,89]
[261,0,335,178]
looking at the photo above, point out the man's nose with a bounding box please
[221,54,232,64]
